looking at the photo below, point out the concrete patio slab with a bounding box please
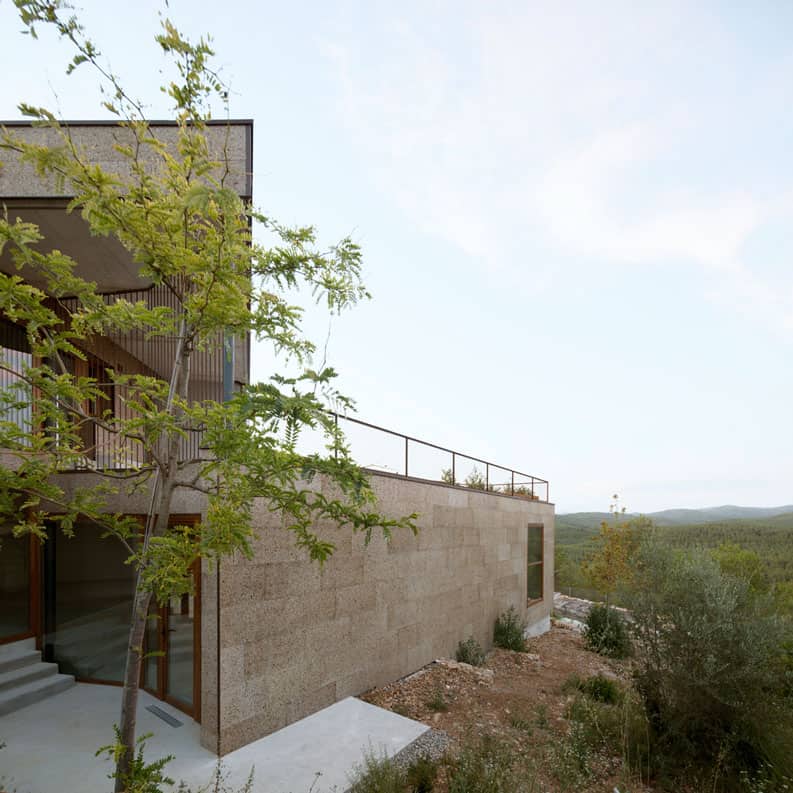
[0,684,428,793]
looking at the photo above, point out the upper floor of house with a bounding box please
[0,120,552,503]
[0,120,253,467]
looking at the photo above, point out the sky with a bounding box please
[1,0,793,513]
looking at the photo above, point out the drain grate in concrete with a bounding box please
[145,704,183,727]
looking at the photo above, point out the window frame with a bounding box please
[527,522,544,604]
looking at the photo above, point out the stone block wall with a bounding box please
[0,121,251,199]
[206,472,554,754]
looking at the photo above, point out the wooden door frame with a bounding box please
[140,514,202,722]
[164,564,201,719]
[143,560,201,721]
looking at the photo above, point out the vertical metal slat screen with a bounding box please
[57,283,224,470]
[0,318,33,445]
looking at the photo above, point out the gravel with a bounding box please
[390,728,452,768]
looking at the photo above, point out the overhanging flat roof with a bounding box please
[0,120,253,294]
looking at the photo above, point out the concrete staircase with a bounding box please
[0,638,74,716]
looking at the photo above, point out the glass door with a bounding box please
[42,522,134,681]
[166,589,197,711]
[142,563,200,719]
[0,526,34,643]
[143,603,162,697]
[0,320,36,644]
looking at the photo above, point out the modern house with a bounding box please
[0,120,555,756]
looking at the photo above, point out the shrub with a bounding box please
[493,606,527,652]
[347,751,406,793]
[440,468,456,485]
[581,674,621,704]
[562,673,622,704]
[582,603,631,658]
[628,538,793,787]
[560,673,583,694]
[581,675,622,705]
[774,581,793,616]
[511,485,535,498]
[547,720,592,791]
[456,637,486,667]
[582,674,620,704]
[426,689,449,712]
[97,730,174,793]
[464,467,487,490]
[563,690,653,783]
[509,713,533,733]
[406,756,438,793]
[177,763,255,792]
[446,736,520,793]
[392,701,410,718]
[739,764,793,793]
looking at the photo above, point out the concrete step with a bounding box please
[0,660,57,693]
[54,634,127,678]
[55,617,128,650]
[55,626,129,658]
[0,645,41,675]
[55,623,194,677]
[0,637,35,656]
[55,601,131,632]
[0,672,74,717]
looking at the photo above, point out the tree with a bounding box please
[0,2,416,788]
[627,537,793,787]
[580,495,644,606]
[554,544,578,594]
[710,541,770,596]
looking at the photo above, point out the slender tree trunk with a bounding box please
[114,481,176,791]
[114,586,154,791]
[114,333,192,791]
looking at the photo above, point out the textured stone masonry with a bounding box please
[207,473,554,754]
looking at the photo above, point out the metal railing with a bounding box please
[332,413,550,503]
[1,325,550,498]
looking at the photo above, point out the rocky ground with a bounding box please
[552,592,594,623]
[360,621,652,792]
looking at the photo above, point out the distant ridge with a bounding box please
[650,505,793,525]
[558,504,793,527]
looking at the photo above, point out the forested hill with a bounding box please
[558,504,793,530]
[556,509,793,587]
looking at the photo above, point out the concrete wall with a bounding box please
[209,472,554,754]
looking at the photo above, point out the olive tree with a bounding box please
[628,537,793,787]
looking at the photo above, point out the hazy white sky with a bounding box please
[2,0,793,512]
